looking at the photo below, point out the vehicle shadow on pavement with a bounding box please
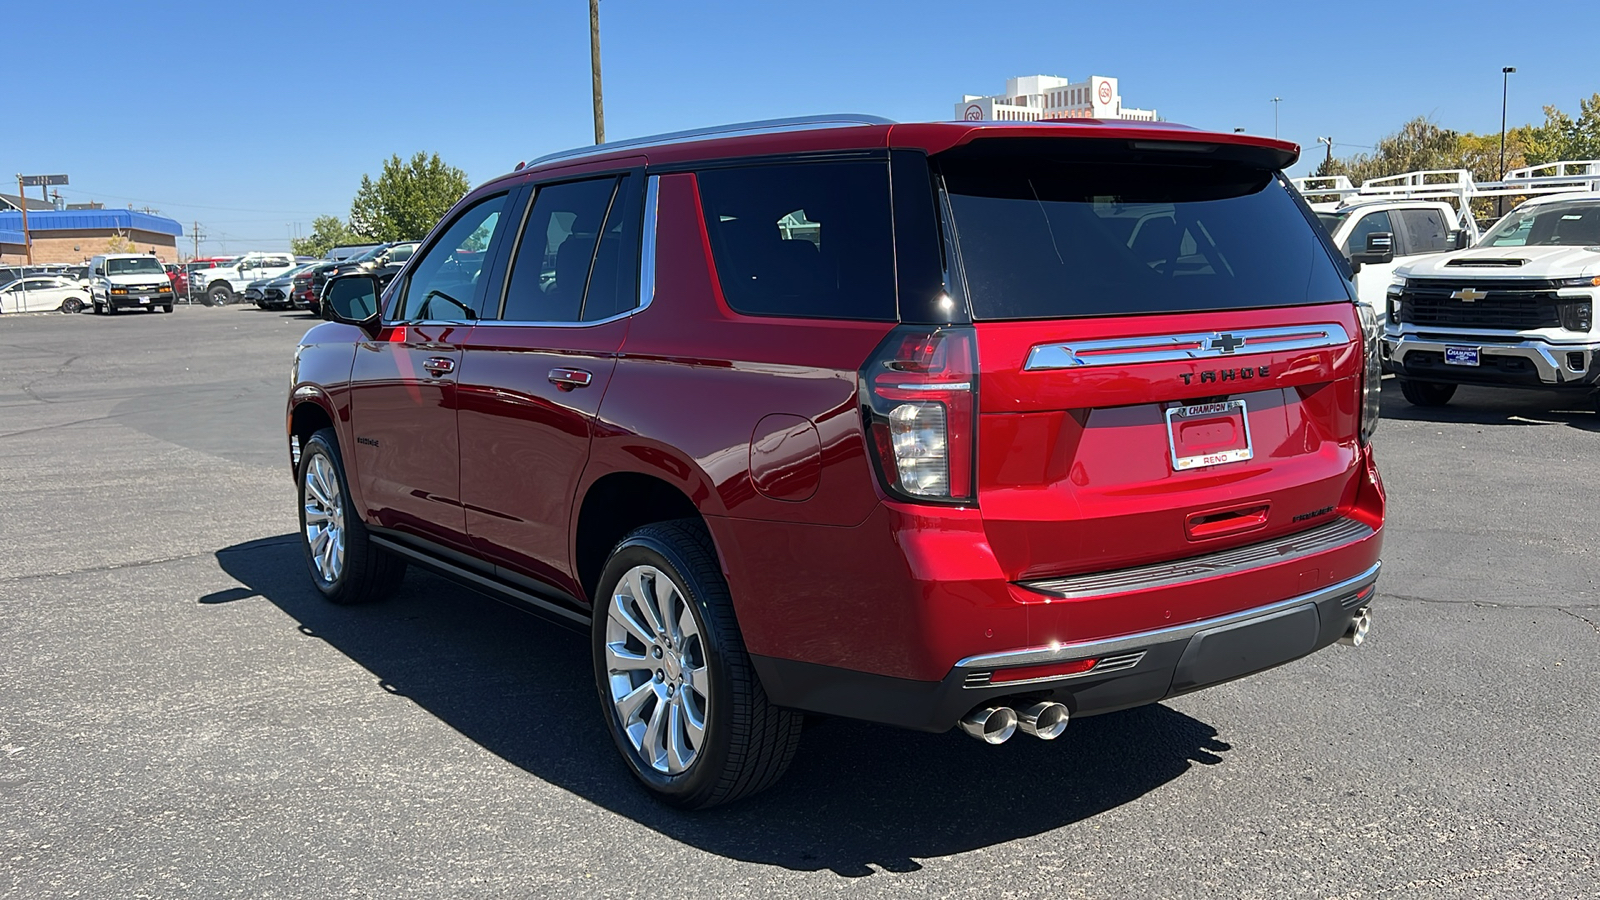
[1378,380,1599,431]
[214,535,1232,876]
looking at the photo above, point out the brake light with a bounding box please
[860,326,977,502]
[1357,303,1380,445]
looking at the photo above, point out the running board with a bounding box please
[368,534,592,631]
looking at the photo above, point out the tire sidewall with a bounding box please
[297,431,349,600]
[592,532,733,804]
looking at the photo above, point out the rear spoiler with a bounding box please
[893,122,1299,171]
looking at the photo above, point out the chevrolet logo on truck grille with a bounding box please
[1450,288,1487,302]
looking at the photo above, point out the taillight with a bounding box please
[860,326,977,503]
[1357,303,1380,445]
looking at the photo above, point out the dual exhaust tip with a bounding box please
[959,701,1069,744]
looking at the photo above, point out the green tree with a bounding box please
[1520,92,1600,167]
[290,215,362,258]
[348,152,471,242]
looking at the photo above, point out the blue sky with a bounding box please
[11,0,1593,255]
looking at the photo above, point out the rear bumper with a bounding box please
[1385,333,1600,388]
[752,562,1379,732]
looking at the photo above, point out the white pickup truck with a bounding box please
[1314,199,1470,325]
[1385,185,1600,415]
[192,252,297,306]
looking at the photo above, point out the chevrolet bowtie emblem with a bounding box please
[1451,288,1487,302]
[1207,333,1246,354]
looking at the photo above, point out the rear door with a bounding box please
[456,172,644,599]
[346,191,512,552]
[936,144,1362,581]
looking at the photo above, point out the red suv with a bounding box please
[288,115,1385,808]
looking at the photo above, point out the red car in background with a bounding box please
[288,115,1385,808]
[172,257,236,299]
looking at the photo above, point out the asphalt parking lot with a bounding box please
[2,305,1596,899]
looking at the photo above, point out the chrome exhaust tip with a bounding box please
[1017,701,1070,740]
[958,706,1018,745]
[1339,606,1372,647]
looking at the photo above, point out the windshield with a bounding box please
[1316,211,1345,234]
[352,244,388,262]
[1480,200,1600,247]
[942,156,1350,320]
[106,257,166,276]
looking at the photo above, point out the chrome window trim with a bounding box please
[524,115,894,170]
[956,561,1380,671]
[1023,323,1352,371]
[473,175,659,330]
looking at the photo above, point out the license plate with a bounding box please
[1444,346,1480,366]
[139,297,150,304]
[1166,399,1253,471]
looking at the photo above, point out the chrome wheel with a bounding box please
[604,565,709,776]
[302,452,345,584]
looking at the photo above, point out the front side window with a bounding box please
[1344,211,1393,255]
[942,155,1350,320]
[500,177,620,323]
[697,161,897,321]
[1482,200,1600,247]
[395,193,508,321]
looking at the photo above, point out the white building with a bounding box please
[955,75,1158,123]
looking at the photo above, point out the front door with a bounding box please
[457,173,644,599]
[346,191,513,553]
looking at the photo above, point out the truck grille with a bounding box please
[1399,279,1561,330]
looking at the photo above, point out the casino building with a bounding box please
[955,74,1158,123]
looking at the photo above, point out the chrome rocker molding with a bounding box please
[1025,323,1351,371]
[957,561,1382,674]
[1385,333,1600,384]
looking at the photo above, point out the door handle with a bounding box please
[548,367,593,391]
[422,356,456,377]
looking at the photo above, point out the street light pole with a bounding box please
[1272,97,1283,138]
[1498,66,1515,216]
[589,0,605,145]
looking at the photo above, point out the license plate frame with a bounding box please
[1166,399,1253,472]
[1444,346,1480,366]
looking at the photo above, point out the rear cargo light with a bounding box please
[1357,302,1381,445]
[860,325,977,503]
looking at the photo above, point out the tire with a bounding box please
[61,297,84,314]
[593,520,802,809]
[1399,378,1456,407]
[162,304,174,313]
[104,299,118,316]
[297,427,406,605]
[207,284,233,307]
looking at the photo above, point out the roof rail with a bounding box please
[524,114,897,170]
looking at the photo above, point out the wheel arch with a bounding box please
[287,392,337,475]
[573,470,713,606]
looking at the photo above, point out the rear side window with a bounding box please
[1399,208,1451,253]
[941,157,1350,320]
[697,161,897,321]
[501,177,619,323]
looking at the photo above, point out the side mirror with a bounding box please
[323,273,383,336]
[92,267,104,276]
[1450,229,1471,250]
[1350,232,1395,265]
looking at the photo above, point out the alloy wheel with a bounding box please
[302,452,346,584]
[604,565,710,776]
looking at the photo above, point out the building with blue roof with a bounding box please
[0,208,185,265]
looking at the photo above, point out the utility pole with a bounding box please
[1318,136,1334,165]
[16,175,31,264]
[1272,97,1283,139]
[589,0,605,144]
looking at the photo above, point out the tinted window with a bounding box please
[396,193,508,321]
[1398,208,1451,254]
[1345,211,1393,255]
[697,161,896,321]
[582,175,642,321]
[501,177,618,322]
[942,158,1349,320]
[1482,200,1600,247]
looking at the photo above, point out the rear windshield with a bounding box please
[941,157,1350,320]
